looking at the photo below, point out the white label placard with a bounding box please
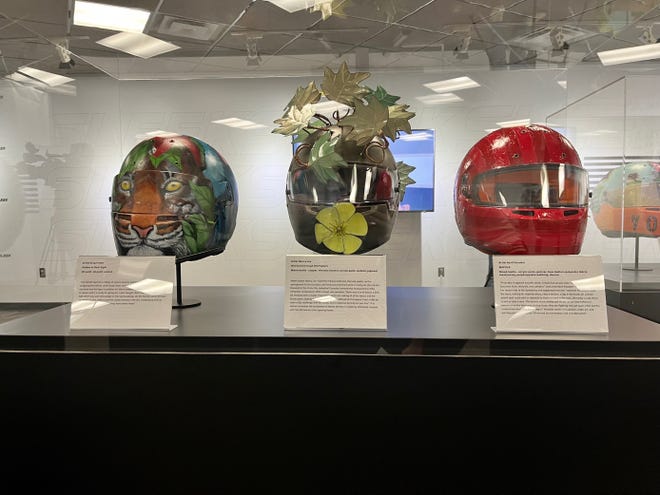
[284,254,387,330]
[69,256,175,330]
[493,255,609,334]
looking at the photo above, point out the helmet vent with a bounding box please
[512,210,534,216]
[563,209,579,216]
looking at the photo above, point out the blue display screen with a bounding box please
[388,129,435,212]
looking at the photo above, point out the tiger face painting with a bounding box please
[111,135,238,261]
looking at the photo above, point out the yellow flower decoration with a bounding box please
[314,202,368,255]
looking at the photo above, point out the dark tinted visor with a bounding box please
[471,163,588,207]
[287,163,397,205]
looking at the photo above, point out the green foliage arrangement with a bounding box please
[273,61,416,197]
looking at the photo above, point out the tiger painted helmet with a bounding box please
[111,134,238,262]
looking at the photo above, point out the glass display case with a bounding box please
[2,2,660,490]
[546,75,660,321]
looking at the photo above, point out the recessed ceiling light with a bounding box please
[557,80,567,89]
[136,130,180,140]
[423,76,480,93]
[597,43,660,65]
[96,32,180,59]
[415,93,463,105]
[264,0,314,12]
[17,67,75,87]
[213,118,266,129]
[73,1,151,33]
[496,118,531,128]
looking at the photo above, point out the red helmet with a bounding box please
[454,124,589,255]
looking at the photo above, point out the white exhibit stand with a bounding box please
[492,255,609,334]
[69,256,175,330]
[284,254,387,330]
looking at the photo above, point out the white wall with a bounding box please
[0,64,658,294]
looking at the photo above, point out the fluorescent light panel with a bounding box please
[415,93,463,105]
[496,118,530,128]
[136,130,179,140]
[264,0,314,12]
[557,80,567,89]
[73,1,150,33]
[17,67,75,87]
[423,76,480,93]
[97,32,180,58]
[598,43,660,65]
[213,118,265,129]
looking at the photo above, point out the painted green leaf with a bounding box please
[182,213,212,253]
[382,104,415,141]
[150,148,185,171]
[286,81,322,111]
[119,140,152,177]
[340,99,389,146]
[190,182,216,220]
[321,61,370,106]
[182,221,197,252]
[366,85,401,106]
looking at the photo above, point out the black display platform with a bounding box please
[0,287,659,492]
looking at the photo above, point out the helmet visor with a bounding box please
[287,163,398,205]
[471,163,589,208]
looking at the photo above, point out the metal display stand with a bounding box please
[173,260,201,309]
[623,236,653,272]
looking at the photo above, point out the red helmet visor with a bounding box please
[469,163,588,208]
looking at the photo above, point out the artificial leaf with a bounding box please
[340,99,389,146]
[308,131,347,183]
[321,61,370,106]
[396,161,417,200]
[292,132,311,145]
[286,81,322,111]
[272,104,315,136]
[366,85,400,106]
[292,119,327,144]
[382,104,415,141]
[311,0,334,20]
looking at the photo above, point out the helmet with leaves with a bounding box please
[274,62,416,255]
